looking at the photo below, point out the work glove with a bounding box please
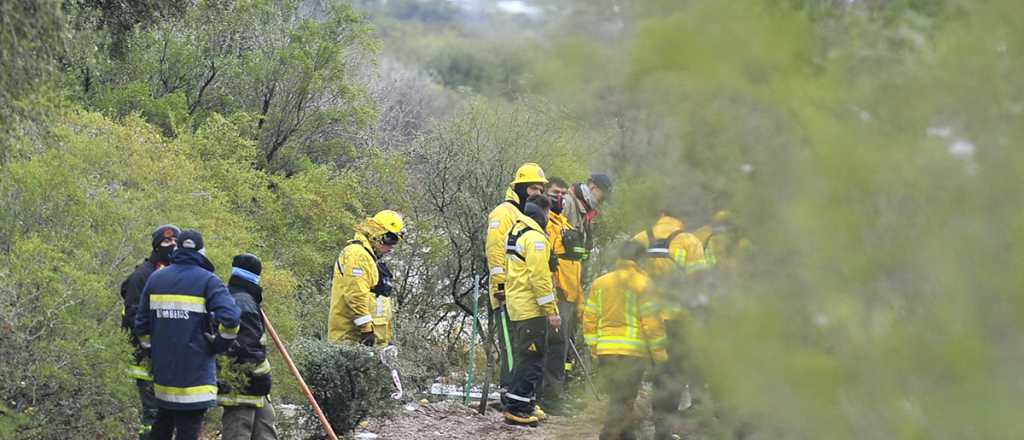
[204,332,236,354]
[360,331,376,347]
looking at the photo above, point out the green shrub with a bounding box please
[293,339,398,436]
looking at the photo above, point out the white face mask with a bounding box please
[579,184,597,207]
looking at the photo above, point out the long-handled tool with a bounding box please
[569,341,601,401]
[261,309,339,440]
[379,344,404,400]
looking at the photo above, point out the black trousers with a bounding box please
[494,305,515,388]
[150,407,206,440]
[136,380,160,440]
[505,316,548,414]
[652,319,688,440]
[599,355,647,440]
[540,299,576,406]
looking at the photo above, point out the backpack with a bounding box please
[645,227,685,260]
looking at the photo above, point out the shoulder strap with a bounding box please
[665,229,685,246]
[506,223,537,261]
[338,241,376,276]
[349,239,378,261]
[645,227,684,259]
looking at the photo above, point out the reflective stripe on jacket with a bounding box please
[125,359,153,381]
[505,216,559,322]
[328,233,379,343]
[121,255,167,381]
[372,295,394,345]
[485,188,521,309]
[582,261,667,361]
[631,216,709,277]
[632,215,709,319]
[218,280,272,407]
[134,249,241,411]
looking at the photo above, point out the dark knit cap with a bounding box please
[151,224,181,249]
[232,253,262,275]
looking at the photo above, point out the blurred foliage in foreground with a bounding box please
[548,1,1024,438]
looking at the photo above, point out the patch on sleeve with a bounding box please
[352,267,365,277]
[534,242,546,251]
[489,220,501,230]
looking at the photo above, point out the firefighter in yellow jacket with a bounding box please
[631,208,709,440]
[502,195,560,427]
[486,163,548,387]
[539,177,585,411]
[328,210,406,346]
[583,241,667,440]
[698,210,752,279]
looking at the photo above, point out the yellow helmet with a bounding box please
[712,210,733,224]
[371,210,406,238]
[511,162,549,185]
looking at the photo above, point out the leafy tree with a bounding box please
[91,0,379,174]
[376,97,595,391]
[72,0,190,62]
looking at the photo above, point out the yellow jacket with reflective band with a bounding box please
[705,232,752,269]
[582,261,667,362]
[372,295,394,345]
[547,211,584,308]
[505,215,559,322]
[631,215,709,277]
[328,233,379,343]
[485,188,521,310]
[631,215,708,320]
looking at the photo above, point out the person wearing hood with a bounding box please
[134,229,241,440]
[486,162,548,388]
[218,253,279,440]
[502,195,561,427]
[328,210,406,346]
[120,224,179,439]
[562,172,613,258]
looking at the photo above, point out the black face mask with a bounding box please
[513,183,532,212]
[153,246,175,264]
[549,194,564,215]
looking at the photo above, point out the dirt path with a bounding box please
[243,386,712,439]
[353,386,704,440]
[358,400,601,440]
